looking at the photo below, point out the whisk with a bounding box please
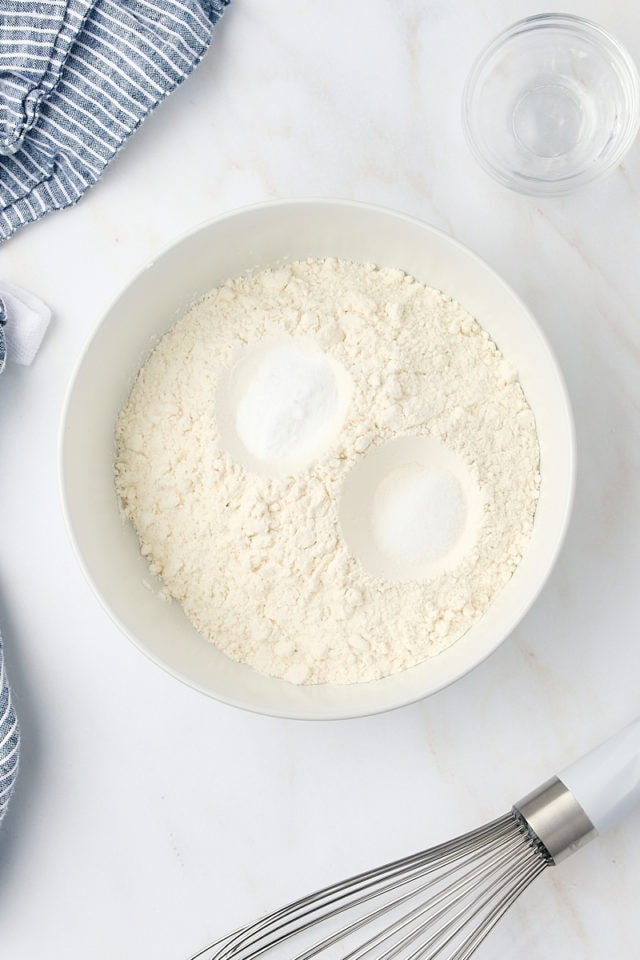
[190,717,640,960]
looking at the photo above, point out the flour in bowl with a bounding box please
[115,259,540,685]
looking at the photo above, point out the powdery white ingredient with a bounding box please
[115,259,540,685]
[373,465,466,564]
[235,344,340,463]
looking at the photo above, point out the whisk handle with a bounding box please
[559,716,640,835]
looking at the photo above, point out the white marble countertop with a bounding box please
[1,1,639,957]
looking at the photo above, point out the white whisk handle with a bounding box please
[559,717,640,835]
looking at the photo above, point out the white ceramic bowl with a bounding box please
[59,200,575,720]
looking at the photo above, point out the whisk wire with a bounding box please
[210,838,480,960]
[287,824,534,960]
[213,816,522,960]
[329,832,536,960]
[192,812,550,960]
[449,856,547,960]
[411,845,546,960]
[363,832,542,960]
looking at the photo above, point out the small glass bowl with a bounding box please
[463,14,640,196]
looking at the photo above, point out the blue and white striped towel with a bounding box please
[0,283,51,824]
[0,0,229,823]
[0,0,229,241]
[0,635,19,825]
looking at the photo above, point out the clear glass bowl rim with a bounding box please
[462,12,640,196]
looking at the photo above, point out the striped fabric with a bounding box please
[0,634,19,825]
[0,0,229,241]
[0,0,230,826]
[0,282,52,827]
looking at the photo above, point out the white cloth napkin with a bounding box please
[0,280,51,367]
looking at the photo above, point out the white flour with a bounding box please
[115,259,540,685]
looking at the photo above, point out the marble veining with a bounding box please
[0,1,639,958]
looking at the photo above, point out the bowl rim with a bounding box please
[462,12,640,196]
[58,198,576,720]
